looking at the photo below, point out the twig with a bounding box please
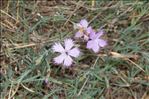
[91,0,95,8]
[109,52,139,59]
[8,83,20,99]
[1,22,13,30]
[10,43,36,49]
[77,77,89,96]
[16,0,20,23]
[21,83,35,93]
[97,51,139,60]
[127,59,145,72]
[0,10,17,22]
[98,51,144,72]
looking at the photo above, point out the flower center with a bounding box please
[64,50,69,55]
[79,27,85,32]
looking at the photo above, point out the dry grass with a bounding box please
[1,0,149,99]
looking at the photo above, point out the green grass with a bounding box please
[1,1,149,99]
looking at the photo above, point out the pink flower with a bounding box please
[52,39,80,67]
[76,19,88,30]
[75,19,90,41]
[87,29,107,53]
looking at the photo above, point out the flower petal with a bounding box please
[75,31,83,38]
[87,40,94,49]
[89,30,96,40]
[87,39,100,53]
[54,53,66,64]
[86,26,92,34]
[80,19,88,28]
[63,55,73,67]
[52,43,65,53]
[98,39,107,47]
[92,44,100,53]
[96,29,104,38]
[68,48,80,58]
[92,40,100,53]
[64,39,74,50]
